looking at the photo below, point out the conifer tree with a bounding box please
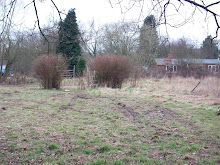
[201,35,218,59]
[57,8,81,70]
[76,57,86,76]
[138,15,159,66]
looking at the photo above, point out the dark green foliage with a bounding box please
[83,149,94,154]
[97,144,113,153]
[144,15,156,27]
[76,58,86,75]
[139,15,159,66]
[201,35,218,59]
[48,143,59,150]
[57,8,81,70]
[87,160,123,165]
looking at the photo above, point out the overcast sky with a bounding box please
[19,0,220,46]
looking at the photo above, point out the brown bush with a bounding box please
[87,55,132,88]
[178,63,207,79]
[33,55,66,89]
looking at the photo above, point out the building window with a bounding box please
[166,65,177,73]
[208,65,219,72]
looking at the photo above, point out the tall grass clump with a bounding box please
[150,76,220,98]
[88,55,132,88]
[33,55,66,89]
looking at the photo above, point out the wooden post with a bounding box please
[191,81,201,92]
[73,65,76,78]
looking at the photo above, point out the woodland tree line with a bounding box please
[0,1,220,83]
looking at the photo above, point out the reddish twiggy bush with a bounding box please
[33,55,66,89]
[87,55,132,88]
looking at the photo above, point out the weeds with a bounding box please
[97,144,113,153]
[48,143,59,150]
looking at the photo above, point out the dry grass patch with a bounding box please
[131,77,220,105]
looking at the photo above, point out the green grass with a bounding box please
[48,143,59,150]
[86,160,124,165]
[0,83,219,164]
[97,144,114,153]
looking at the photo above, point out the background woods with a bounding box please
[0,0,219,82]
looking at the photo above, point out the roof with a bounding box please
[202,59,220,64]
[155,58,179,65]
[155,58,166,65]
[155,58,220,65]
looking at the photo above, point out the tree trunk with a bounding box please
[2,60,13,82]
[0,38,4,83]
[2,42,15,82]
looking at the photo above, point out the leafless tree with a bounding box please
[0,0,63,53]
[101,21,139,57]
[10,23,59,76]
[172,38,200,59]
[25,0,64,54]
[80,20,140,61]
[109,0,220,39]
[80,21,103,57]
[0,0,62,82]
[0,0,17,82]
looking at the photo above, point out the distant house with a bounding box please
[155,56,220,75]
[203,59,220,73]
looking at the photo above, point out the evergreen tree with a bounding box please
[138,15,159,66]
[144,15,156,28]
[76,57,86,76]
[57,8,81,70]
[201,35,218,59]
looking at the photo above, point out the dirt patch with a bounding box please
[1,107,7,111]
[59,104,72,111]
[2,92,12,96]
[72,92,93,99]
[152,105,201,135]
[117,102,139,118]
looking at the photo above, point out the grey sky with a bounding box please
[18,0,220,45]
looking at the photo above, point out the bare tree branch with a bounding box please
[109,0,220,39]
[182,0,220,38]
[206,1,220,8]
[33,0,50,54]
[50,0,63,20]
[31,0,65,54]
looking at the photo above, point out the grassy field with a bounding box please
[0,77,220,165]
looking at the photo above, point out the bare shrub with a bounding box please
[33,55,66,89]
[4,74,36,85]
[87,55,132,88]
[176,62,208,79]
[129,64,146,87]
[78,76,86,90]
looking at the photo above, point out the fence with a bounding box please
[62,70,75,78]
